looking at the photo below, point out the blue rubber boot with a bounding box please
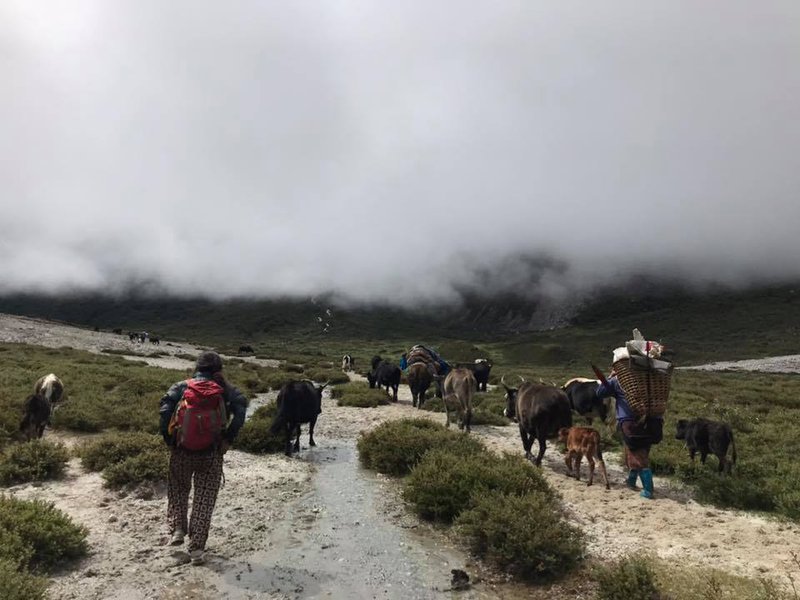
[626,469,639,490]
[639,468,654,499]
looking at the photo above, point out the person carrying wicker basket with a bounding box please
[595,369,663,499]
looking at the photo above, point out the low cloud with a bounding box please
[2,1,799,305]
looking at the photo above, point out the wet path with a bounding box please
[217,441,527,600]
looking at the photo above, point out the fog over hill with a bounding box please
[2,2,800,305]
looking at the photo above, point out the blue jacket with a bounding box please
[159,372,248,444]
[595,376,636,425]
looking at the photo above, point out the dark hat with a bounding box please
[196,351,223,373]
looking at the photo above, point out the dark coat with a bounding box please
[407,362,434,409]
[563,379,609,421]
[270,380,325,455]
[368,360,401,402]
[19,394,51,441]
[504,382,572,466]
[676,418,737,474]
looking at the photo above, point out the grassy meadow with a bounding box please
[0,342,311,447]
[0,289,798,598]
[1,306,800,522]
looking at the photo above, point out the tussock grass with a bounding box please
[331,382,390,408]
[234,403,284,454]
[78,432,169,488]
[592,554,799,600]
[594,555,659,600]
[472,390,511,426]
[303,369,350,385]
[404,450,553,522]
[0,440,69,486]
[103,450,169,489]
[360,417,584,582]
[0,559,48,600]
[0,343,283,445]
[357,418,481,476]
[0,495,88,570]
[456,490,584,582]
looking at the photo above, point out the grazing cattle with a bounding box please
[502,377,572,466]
[341,354,354,372]
[128,332,138,342]
[558,427,610,489]
[151,337,160,345]
[443,368,476,432]
[367,357,401,402]
[238,345,254,354]
[471,359,492,392]
[112,328,123,335]
[34,374,65,410]
[675,418,737,474]
[270,380,328,456]
[455,359,493,392]
[407,362,434,408]
[19,394,51,441]
[562,378,613,423]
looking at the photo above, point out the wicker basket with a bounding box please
[613,359,673,419]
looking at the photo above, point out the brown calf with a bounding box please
[558,426,610,489]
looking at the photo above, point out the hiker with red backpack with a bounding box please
[159,351,248,565]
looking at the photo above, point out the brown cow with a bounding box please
[442,368,476,432]
[558,426,610,489]
[407,362,433,408]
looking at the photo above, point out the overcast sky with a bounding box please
[2,1,799,305]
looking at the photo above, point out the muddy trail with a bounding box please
[4,313,800,598]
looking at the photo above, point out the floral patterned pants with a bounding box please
[167,448,223,551]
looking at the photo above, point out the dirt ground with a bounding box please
[4,313,800,598]
[682,354,800,374]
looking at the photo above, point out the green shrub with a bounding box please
[102,449,169,489]
[419,398,444,413]
[0,440,69,486]
[404,451,553,522]
[78,432,164,472]
[332,382,391,408]
[691,465,778,514]
[594,555,660,600]
[470,407,509,426]
[0,560,48,600]
[259,371,296,391]
[0,496,89,570]
[234,403,284,454]
[357,418,483,476]
[0,527,32,568]
[303,369,350,385]
[421,395,508,425]
[281,363,304,373]
[455,490,584,581]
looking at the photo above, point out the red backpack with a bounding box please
[168,379,227,451]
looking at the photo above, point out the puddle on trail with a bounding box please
[211,441,529,600]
